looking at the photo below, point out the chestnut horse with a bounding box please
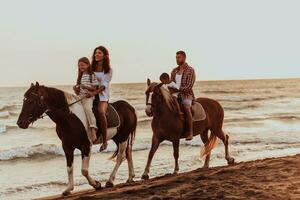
[17,82,137,195]
[142,79,234,180]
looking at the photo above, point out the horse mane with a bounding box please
[160,87,180,113]
[42,86,69,112]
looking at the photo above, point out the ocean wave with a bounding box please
[0,105,19,112]
[0,142,151,162]
[2,181,68,196]
[217,95,285,103]
[0,111,10,119]
[224,104,258,111]
[225,115,300,123]
[203,90,244,94]
[0,144,64,161]
[1,136,299,162]
[0,126,5,134]
[9,111,20,116]
[0,141,204,162]
[0,123,56,134]
[271,115,300,121]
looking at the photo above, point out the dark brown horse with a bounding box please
[17,82,137,195]
[142,79,234,180]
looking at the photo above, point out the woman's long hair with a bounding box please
[76,57,93,85]
[91,46,111,74]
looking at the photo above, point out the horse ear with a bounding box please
[147,78,151,86]
[30,83,34,87]
[36,82,39,87]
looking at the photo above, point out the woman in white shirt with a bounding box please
[89,46,113,151]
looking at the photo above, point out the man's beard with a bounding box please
[177,61,184,65]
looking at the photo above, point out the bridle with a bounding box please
[145,83,164,116]
[25,91,85,123]
[145,83,163,107]
[24,91,48,122]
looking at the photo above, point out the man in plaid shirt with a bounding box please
[169,50,195,140]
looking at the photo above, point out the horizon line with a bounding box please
[0,77,299,89]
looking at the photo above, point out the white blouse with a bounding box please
[94,69,113,102]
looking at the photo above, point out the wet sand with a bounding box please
[37,154,300,200]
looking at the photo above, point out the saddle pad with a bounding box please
[107,104,120,128]
[64,93,88,130]
[192,102,206,121]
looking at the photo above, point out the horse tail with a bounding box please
[201,133,218,157]
[126,110,137,159]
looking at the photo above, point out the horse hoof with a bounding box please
[228,157,235,165]
[202,165,209,169]
[105,181,114,188]
[126,179,135,183]
[93,181,102,190]
[141,174,149,180]
[62,191,71,196]
[173,171,178,175]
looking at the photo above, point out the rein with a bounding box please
[31,92,86,120]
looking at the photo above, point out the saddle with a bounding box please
[178,100,206,121]
[93,103,120,129]
[191,101,206,121]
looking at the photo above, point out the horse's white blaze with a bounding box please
[108,141,127,183]
[63,92,118,143]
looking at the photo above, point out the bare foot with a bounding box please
[99,142,107,152]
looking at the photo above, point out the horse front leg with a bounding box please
[62,146,74,196]
[172,139,180,174]
[141,136,160,180]
[81,146,101,190]
[106,140,128,187]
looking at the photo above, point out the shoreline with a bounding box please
[37,154,300,200]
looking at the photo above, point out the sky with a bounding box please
[0,0,299,87]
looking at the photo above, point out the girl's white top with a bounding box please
[94,69,113,102]
[164,74,182,97]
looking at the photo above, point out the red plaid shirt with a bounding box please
[170,63,195,100]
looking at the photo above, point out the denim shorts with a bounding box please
[181,98,192,107]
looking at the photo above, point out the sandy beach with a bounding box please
[37,153,300,200]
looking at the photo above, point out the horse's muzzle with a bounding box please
[145,105,153,117]
[17,120,30,129]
